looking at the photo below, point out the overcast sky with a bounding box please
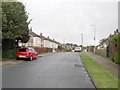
[20,0,118,46]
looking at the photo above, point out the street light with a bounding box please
[91,24,96,54]
[81,33,83,46]
[81,33,83,51]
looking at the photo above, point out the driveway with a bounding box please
[2,52,95,88]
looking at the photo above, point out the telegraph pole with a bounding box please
[91,24,96,54]
[81,33,83,51]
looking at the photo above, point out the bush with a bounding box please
[111,34,120,64]
[46,48,52,52]
[110,53,120,64]
[110,54,114,62]
[113,53,120,64]
[2,48,18,59]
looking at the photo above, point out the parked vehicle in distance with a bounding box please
[74,47,81,52]
[16,47,38,61]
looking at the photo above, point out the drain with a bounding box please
[74,64,83,67]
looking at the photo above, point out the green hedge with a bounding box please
[2,48,18,59]
[111,34,120,64]
[112,53,120,64]
[46,48,52,52]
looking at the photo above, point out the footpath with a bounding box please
[85,52,120,77]
[0,53,53,67]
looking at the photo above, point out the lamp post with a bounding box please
[91,24,96,54]
[81,33,83,51]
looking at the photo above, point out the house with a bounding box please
[52,39,59,48]
[27,30,41,47]
[52,39,59,52]
[40,33,53,48]
[19,30,59,53]
[40,33,60,52]
[44,36,53,48]
[96,29,120,58]
[39,33,46,47]
[19,29,42,47]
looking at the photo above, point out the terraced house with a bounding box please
[19,29,59,52]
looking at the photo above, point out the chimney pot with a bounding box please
[40,33,42,36]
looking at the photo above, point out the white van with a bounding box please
[74,47,81,52]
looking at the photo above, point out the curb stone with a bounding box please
[1,52,54,67]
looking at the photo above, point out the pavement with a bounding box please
[85,52,120,77]
[0,53,53,67]
[2,52,95,88]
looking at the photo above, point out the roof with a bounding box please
[29,31,60,44]
[39,34,46,40]
[40,34,53,42]
[29,30,40,37]
[53,40,59,44]
[45,37,53,42]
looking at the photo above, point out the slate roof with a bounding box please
[29,31,60,44]
[29,30,40,37]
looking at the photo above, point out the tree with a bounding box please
[2,2,30,49]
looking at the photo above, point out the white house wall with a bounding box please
[33,37,41,47]
[44,40,53,48]
[52,42,58,49]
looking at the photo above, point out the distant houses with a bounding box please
[94,29,120,64]
[19,29,76,53]
[19,29,60,52]
[39,33,59,50]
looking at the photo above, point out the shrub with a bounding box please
[111,34,120,64]
[113,53,120,64]
[110,54,114,62]
[2,48,18,59]
[46,48,52,52]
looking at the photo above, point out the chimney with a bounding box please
[47,36,49,38]
[29,27,32,32]
[40,33,42,36]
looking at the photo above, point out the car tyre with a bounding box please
[35,55,38,60]
[16,57,19,60]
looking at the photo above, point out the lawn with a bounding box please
[80,52,119,89]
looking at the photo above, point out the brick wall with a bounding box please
[34,47,46,54]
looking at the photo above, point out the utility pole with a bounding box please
[63,38,65,44]
[81,33,83,46]
[91,24,96,54]
[81,33,83,51]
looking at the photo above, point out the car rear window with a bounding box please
[18,48,28,52]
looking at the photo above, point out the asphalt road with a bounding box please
[2,52,95,88]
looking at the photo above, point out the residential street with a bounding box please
[2,52,95,88]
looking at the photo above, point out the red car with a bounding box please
[16,47,38,61]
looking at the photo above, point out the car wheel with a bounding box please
[35,56,38,60]
[29,56,32,61]
[16,57,19,60]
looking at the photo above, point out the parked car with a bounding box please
[74,47,81,52]
[16,47,38,61]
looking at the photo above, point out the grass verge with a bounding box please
[80,52,119,89]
